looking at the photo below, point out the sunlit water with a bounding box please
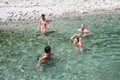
[0,12,120,80]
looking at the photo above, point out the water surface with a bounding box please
[0,12,120,80]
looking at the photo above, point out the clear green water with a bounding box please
[0,12,120,80]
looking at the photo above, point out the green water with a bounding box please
[0,12,120,80]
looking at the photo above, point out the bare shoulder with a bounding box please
[43,53,48,56]
[40,18,43,21]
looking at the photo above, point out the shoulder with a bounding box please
[41,53,48,58]
[39,18,43,21]
[77,28,81,31]
[43,53,48,56]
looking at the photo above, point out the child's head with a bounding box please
[44,46,51,54]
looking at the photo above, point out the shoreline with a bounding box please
[0,9,120,22]
[0,9,120,31]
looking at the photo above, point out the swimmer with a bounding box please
[36,46,51,67]
[38,14,50,38]
[70,35,83,51]
[76,24,92,37]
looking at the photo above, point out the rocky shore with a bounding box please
[0,0,120,22]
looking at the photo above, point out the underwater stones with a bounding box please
[7,58,17,62]
[34,42,40,45]
[0,56,4,62]
[0,65,7,70]
[22,50,28,54]
[0,77,5,80]
[18,64,27,70]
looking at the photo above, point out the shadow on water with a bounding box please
[46,31,56,36]
[41,59,56,72]
[83,48,91,52]
[35,31,40,37]
[34,30,56,37]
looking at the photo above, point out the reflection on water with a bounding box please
[0,12,120,80]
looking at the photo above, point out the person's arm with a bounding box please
[36,54,47,67]
[46,19,50,28]
[83,29,92,36]
[70,36,74,42]
[79,38,83,51]
[84,28,90,33]
[76,29,81,32]
[79,38,82,46]
[76,29,84,35]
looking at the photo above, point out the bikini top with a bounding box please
[41,20,47,25]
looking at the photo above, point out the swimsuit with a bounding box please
[41,20,47,25]
[40,20,47,33]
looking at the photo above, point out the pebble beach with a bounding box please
[0,0,120,22]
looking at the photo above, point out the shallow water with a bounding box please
[0,12,120,80]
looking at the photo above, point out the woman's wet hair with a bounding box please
[44,46,51,54]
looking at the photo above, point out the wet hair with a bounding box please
[44,46,51,54]
[41,14,45,17]
[76,37,79,42]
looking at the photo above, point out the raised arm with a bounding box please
[79,38,83,51]
[76,29,81,33]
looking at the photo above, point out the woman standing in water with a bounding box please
[76,24,91,37]
[36,46,51,67]
[38,14,50,38]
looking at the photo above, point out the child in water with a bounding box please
[36,46,51,67]
[70,35,83,51]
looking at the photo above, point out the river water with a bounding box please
[0,12,120,80]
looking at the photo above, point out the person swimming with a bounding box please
[36,46,51,67]
[76,24,92,37]
[38,14,50,38]
[70,35,83,51]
